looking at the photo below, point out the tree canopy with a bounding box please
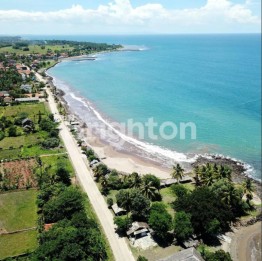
[173,187,234,236]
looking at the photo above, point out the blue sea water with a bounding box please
[37,35,261,179]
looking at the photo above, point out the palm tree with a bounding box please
[171,164,185,183]
[193,166,202,187]
[141,180,157,200]
[217,165,232,181]
[220,184,237,206]
[93,164,108,182]
[100,176,109,195]
[200,166,214,186]
[130,172,142,188]
[118,190,132,213]
[242,178,254,206]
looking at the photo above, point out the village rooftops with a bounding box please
[158,247,204,261]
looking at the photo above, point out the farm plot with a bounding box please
[0,159,37,190]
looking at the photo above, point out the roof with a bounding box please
[0,91,10,97]
[158,248,204,261]
[21,84,32,88]
[134,228,149,236]
[160,176,193,187]
[22,118,33,125]
[111,203,126,215]
[44,223,55,231]
[183,239,199,249]
[15,98,39,102]
[127,222,149,236]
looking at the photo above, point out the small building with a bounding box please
[111,203,127,216]
[158,247,204,261]
[160,176,193,188]
[3,96,13,103]
[0,91,10,97]
[127,222,152,239]
[89,159,99,168]
[20,84,32,93]
[15,97,39,103]
[183,239,199,249]
[22,118,34,127]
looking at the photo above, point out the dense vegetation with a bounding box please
[34,157,108,260]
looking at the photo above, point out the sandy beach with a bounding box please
[80,125,171,178]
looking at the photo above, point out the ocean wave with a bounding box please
[121,45,149,51]
[67,91,196,164]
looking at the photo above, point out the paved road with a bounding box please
[43,83,134,261]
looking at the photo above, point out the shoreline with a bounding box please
[44,56,261,192]
[229,222,262,261]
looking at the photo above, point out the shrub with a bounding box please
[42,138,60,148]
[137,256,148,261]
[8,126,17,137]
[107,197,113,208]
[39,118,56,132]
[0,131,5,141]
[142,174,160,190]
[114,216,132,234]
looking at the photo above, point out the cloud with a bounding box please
[0,0,260,34]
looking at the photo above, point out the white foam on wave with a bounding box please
[201,153,261,182]
[67,92,196,164]
[122,45,149,51]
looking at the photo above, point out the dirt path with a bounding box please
[230,222,261,261]
[42,78,134,261]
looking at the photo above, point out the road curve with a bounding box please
[43,82,134,261]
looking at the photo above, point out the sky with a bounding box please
[0,0,261,34]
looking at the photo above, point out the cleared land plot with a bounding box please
[0,159,37,190]
[0,103,48,119]
[0,190,38,232]
[132,243,181,261]
[0,230,38,259]
[0,146,65,160]
[40,154,74,176]
[0,131,48,150]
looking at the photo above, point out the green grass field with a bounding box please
[160,187,176,216]
[0,230,38,259]
[0,44,74,55]
[0,131,47,149]
[21,146,66,158]
[0,103,48,119]
[0,190,38,232]
[40,154,74,176]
